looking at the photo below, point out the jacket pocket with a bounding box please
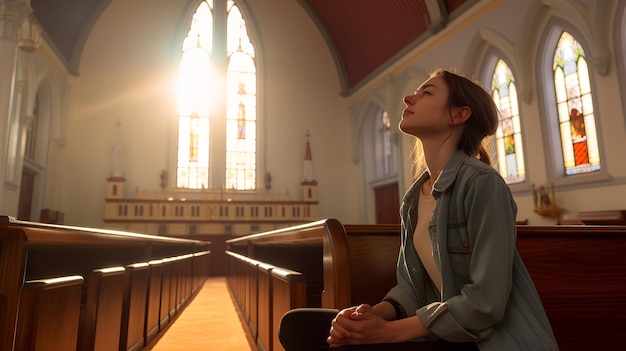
[446,220,471,254]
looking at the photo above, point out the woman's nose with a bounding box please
[403,95,414,105]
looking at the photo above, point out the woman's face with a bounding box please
[399,76,451,138]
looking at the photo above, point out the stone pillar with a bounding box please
[0,0,28,209]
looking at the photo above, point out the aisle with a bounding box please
[147,276,255,351]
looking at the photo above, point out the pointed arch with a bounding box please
[537,19,608,186]
[466,29,530,192]
[488,58,527,187]
[175,0,260,190]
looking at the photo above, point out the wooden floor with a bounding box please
[146,276,256,351]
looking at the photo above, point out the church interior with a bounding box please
[1,0,626,350]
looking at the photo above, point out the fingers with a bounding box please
[330,315,352,338]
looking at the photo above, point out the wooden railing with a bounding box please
[226,218,626,351]
[0,215,211,351]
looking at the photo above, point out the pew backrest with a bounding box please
[516,225,626,350]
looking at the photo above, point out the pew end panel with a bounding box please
[271,267,307,351]
[15,275,84,351]
[0,229,28,351]
[145,260,164,345]
[256,261,274,351]
[78,266,126,351]
[119,262,150,351]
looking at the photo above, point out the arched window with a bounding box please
[374,110,396,177]
[491,59,525,184]
[177,0,257,190]
[552,31,600,175]
[225,5,256,190]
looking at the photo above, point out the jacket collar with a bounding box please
[432,150,470,194]
[403,150,470,202]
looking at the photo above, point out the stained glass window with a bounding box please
[552,31,600,175]
[176,1,257,190]
[491,59,525,184]
[176,1,212,189]
[225,3,256,190]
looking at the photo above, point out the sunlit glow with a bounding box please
[177,47,213,117]
[176,1,213,189]
[176,1,257,190]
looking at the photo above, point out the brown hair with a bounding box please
[434,69,498,164]
[412,69,499,176]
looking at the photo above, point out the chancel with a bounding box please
[0,0,625,350]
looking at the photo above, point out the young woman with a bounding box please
[278,69,558,350]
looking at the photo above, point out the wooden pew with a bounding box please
[77,266,126,351]
[270,267,307,351]
[226,219,399,309]
[333,224,399,308]
[0,226,28,351]
[0,215,211,351]
[225,251,306,351]
[119,262,150,351]
[144,260,163,345]
[226,219,397,351]
[516,225,626,351]
[227,219,626,351]
[15,275,84,351]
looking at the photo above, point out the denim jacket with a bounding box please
[384,151,558,350]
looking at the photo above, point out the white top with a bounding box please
[413,188,442,293]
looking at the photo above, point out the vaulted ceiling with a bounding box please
[30,0,473,93]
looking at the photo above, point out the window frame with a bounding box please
[479,50,530,194]
[537,21,609,188]
[173,0,262,191]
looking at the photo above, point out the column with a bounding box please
[0,0,28,208]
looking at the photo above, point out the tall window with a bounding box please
[176,1,257,190]
[491,59,525,184]
[552,31,600,175]
[225,5,256,190]
[374,110,396,177]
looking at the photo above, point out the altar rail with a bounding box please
[0,216,210,351]
[226,218,626,351]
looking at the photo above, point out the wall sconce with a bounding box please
[532,182,565,218]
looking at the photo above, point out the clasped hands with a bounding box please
[327,304,390,347]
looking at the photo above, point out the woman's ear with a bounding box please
[450,106,471,126]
